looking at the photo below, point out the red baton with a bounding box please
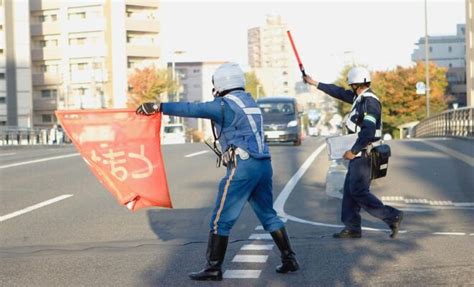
[286,30,306,77]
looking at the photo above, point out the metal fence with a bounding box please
[0,126,69,146]
[413,107,473,138]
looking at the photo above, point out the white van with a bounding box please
[162,124,186,144]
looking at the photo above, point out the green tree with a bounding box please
[127,67,177,108]
[245,71,265,99]
[333,62,448,136]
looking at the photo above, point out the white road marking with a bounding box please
[232,255,268,263]
[273,143,408,233]
[0,152,16,157]
[0,153,80,169]
[255,225,264,230]
[223,270,261,279]
[184,150,209,158]
[274,143,327,217]
[433,232,466,236]
[248,233,272,240]
[241,244,274,251]
[0,194,74,222]
[418,140,474,167]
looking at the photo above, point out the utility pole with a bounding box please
[424,0,431,117]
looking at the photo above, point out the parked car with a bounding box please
[162,123,186,144]
[257,96,302,146]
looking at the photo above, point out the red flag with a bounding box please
[56,109,172,211]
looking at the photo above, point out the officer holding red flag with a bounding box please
[136,62,299,281]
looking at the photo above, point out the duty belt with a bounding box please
[222,147,250,167]
[354,140,382,158]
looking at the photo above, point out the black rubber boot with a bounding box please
[188,232,228,281]
[270,227,300,273]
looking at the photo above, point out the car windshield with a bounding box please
[258,102,295,115]
[164,126,184,133]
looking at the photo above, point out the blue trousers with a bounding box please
[210,157,284,236]
[342,154,400,232]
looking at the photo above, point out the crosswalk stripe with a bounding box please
[241,244,274,251]
[248,233,272,240]
[232,255,268,263]
[223,270,261,279]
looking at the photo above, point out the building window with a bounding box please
[0,49,3,55]
[41,89,57,98]
[449,63,452,68]
[0,25,3,31]
[0,73,5,79]
[429,46,433,53]
[69,12,86,20]
[42,114,53,123]
[0,97,5,104]
[193,69,200,73]
[70,62,88,71]
[69,37,86,45]
[448,46,452,53]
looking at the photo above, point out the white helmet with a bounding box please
[347,67,371,85]
[212,62,245,93]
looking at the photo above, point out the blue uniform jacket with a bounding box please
[317,83,381,154]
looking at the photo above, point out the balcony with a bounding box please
[125,18,160,33]
[32,73,62,86]
[69,70,108,84]
[126,44,161,58]
[66,45,107,58]
[67,19,106,33]
[33,98,58,111]
[29,1,60,11]
[126,0,159,8]
[31,48,62,61]
[30,22,61,36]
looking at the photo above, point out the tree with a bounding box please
[372,62,448,135]
[333,62,448,136]
[245,71,265,99]
[127,67,177,108]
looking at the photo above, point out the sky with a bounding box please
[160,0,466,83]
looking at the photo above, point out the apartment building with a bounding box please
[1,0,33,127]
[0,0,163,128]
[167,61,225,139]
[467,0,473,106]
[412,24,467,107]
[248,15,296,97]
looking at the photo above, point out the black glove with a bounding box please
[136,102,160,116]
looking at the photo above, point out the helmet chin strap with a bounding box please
[213,87,245,98]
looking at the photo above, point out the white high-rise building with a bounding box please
[2,0,162,128]
[0,0,33,127]
[248,15,296,97]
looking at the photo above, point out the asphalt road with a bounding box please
[0,137,473,286]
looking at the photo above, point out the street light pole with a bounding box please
[424,0,431,118]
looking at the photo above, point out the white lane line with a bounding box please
[0,152,16,157]
[418,140,474,167]
[248,233,272,240]
[274,144,327,217]
[273,142,407,233]
[223,270,261,279]
[184,150,209,158]
[241,244,274,251]
[470,234,474,236]
[232,255,268,263]
[255,225,264,230]
[433,232,466,236]
[0,194,74,222]
[0,153,80,169]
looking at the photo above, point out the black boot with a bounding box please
[333,228,362,239]
[389,211,404,239]
[270,227,300,273]
[189,232,228,281]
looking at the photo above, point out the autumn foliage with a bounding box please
[127,67,177,108]
[335,62,448,135]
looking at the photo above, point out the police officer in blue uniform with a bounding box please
[137,62,299,280]
[303,67,404,239]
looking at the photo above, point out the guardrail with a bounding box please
[413,107,473,138]
[0,127,69,146]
